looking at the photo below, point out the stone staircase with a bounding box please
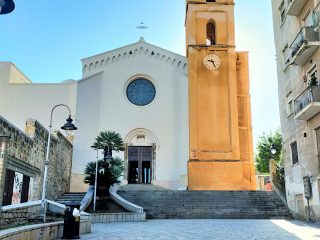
[119,184,168,191]
[117,188,292,219]
[55,192,86,205]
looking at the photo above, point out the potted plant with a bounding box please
[308,75,318,88]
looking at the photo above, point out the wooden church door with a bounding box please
[128,146,152,184]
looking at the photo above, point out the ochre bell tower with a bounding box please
[186,0,256,190]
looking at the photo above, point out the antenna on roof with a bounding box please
[136,22,148,39]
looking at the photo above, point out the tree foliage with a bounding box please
[84,130,125,190]
[91,131,125,154]
[83,156,124,187]
[255,130,283,174]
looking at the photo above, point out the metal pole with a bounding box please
[307,199,310,221]
[41,104,72,223]
[41,125,51,223]
[93,149,98,212]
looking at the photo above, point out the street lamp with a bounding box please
[91,142,113,212]
[103,142,114,164]
[42,104,77,223]
[0,0,15,15]
[92,147,99,212]
[104,148,113,164]
[270,144,277,155]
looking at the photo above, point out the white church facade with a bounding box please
[0,38,189,191]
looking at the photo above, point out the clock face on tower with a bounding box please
[203,54,221,71]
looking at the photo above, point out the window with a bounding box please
[307,65,318,85]
[206,21,216,45]
[278,1,286,24]
[206,0,216,2]
[126,78,156,106]
[282,44,290,68]
[286,92,294,115]
[281,9,286,23]
[291,142,299,165]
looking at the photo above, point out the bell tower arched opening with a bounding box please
[206,21,216,45]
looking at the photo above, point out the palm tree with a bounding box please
[91,131,125,158]
[83,157,124,187]
[88,131,125,195]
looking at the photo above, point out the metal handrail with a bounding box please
[290,27,319,58]
[294,85,320,115]
[290,28,307,57]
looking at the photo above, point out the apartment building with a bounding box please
[271,0,320,221]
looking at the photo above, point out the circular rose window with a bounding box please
[126,78,156,106]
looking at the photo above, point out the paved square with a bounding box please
[80,220,320,240]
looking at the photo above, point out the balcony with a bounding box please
[294,85,320,120]
[313,2,320,32]
[286,0,307,16]
[289,27,320,66]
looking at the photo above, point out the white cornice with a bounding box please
[81,39,188,74]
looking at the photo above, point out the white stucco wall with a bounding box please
[271,0,320,221]
[0,62,77,132]
[73,41,189,190]
[0,40,189,191]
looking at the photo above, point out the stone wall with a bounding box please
[25,119,73,201]
[0,220,91,240]
[0,115,73,203]
[0,205,40,226]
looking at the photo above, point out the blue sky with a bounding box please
[1,0,279,147]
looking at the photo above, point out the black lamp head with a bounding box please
[61,115,77,135]
[104,153,112,163]
[270,144,277,155]
[0,0,15,15]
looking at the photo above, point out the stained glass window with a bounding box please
[126,79,156,106]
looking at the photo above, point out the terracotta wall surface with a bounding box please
[186,1,256,190]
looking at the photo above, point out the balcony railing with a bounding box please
[286,0,307,16]
[294,85,320,120]
[290,27,320,65]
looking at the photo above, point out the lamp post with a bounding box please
[42,104,77,223]
[104,143,113,164]
[0,0,15,15]
[92,142,113,212]
[93,148,99,212]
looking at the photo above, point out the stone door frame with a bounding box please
[123,128,159,184]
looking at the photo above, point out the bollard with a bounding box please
[62,202,81,239]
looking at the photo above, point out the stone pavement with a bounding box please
[79,219,320,240]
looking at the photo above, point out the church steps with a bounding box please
[117,189,292,219]
[55,192,86,205]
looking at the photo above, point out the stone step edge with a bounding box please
[91,212,146,223]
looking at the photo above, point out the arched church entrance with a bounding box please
[127,146,152,184]
[123,129,159,185]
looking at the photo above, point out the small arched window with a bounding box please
[206,22,216,46]
[206,0,216,2]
